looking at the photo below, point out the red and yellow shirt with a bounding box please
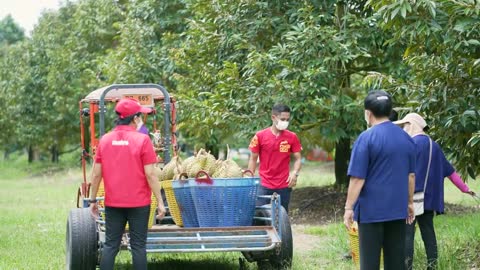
[249,128,302,189]
[95,125,157,207]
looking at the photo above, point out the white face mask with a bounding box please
[275,119,289,130]
[135,116,143,130]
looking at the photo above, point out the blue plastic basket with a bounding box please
[190,174,260,227]
[172,179,199,227]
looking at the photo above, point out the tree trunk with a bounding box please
[51,145,59,163]
[28,146,34,163]
[334,137,350,190]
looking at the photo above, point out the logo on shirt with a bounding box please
[112,140,129,146]
[279,140,291,153]
[249,135,258,148]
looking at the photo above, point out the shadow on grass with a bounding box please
[113,256,255,270]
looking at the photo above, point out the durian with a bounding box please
[162,156,183,180]
[186,148,216,177]
[212,145,243,178]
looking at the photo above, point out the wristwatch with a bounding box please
[294,171,300,177]
[88,198,97,205]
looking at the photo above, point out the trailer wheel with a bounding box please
[244,206,293,269]
[66,208,98,270]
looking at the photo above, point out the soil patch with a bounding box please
[289,186,346,226]
[289,186,479,226]
[291,224,321,253]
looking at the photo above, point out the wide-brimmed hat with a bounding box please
[393,113,427,128]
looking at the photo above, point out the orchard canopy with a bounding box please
[0,0,478,186]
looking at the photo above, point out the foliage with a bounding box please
[0,0,478,182]
[364,0,480,179]
[0,15,25,45]
[169,0,404,185]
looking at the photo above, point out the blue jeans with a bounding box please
[100,205,150,270]
[257,186,292,213]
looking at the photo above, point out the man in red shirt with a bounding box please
[89,98,166,270]
[248,104,302,212]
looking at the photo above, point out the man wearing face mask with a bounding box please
[344,90,416,270]
[248,104,302,213]
[135,115,149,135]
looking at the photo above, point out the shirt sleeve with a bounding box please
[291,134,302,153]
[408,139,416,174]
[249,133,260,153]
[440,148,454,177]
[94,141,102,164]
[347,133,369,179]
[141,137,158,165]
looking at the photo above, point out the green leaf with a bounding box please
[467,39,480,46]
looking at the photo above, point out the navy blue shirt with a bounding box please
[412,135,454,214]
[348,121,416,223]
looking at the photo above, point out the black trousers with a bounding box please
[405,210,437,270]
[257,186,292,213]
[100,205,150,270]
[359,219,407,270]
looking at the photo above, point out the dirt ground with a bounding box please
[289,185,479,227]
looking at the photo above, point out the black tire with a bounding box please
[244,206,293,269]
[66,208,98,270]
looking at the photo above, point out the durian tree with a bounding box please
[0,16,25,158]
[364,0,480,179]
[170,0,405,188]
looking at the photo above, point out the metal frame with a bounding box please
[77,84,177,206]
[86,193,283,254]
[98,84,172,163]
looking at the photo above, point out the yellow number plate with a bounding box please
[122,94,154,107]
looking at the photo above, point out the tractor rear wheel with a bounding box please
[66,208,98,270]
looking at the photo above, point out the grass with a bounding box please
[296,163,480,270]
[0,156,479,269]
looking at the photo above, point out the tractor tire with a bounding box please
[66,208,98,270]
[244,206,293,269]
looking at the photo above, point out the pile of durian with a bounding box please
[157,146,243,181]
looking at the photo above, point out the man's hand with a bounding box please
[156,201,166,220]
[406,202,415,224]
[89,203,99,220]
[287,173,297,188]
[344,209,354,231]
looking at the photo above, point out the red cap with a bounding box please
[115,98,152,119]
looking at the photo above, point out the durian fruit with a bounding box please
[155,164,167,181]
[162,156,183,180]
[186,148,216,177]
[209,160,224,176]
[212,145,243,178]
[181,155,196,175]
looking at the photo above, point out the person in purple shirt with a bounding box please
[135,114,149,135]
[395,113,476,270]
[344,90,416,270]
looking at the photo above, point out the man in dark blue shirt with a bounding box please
[344,90,416,270]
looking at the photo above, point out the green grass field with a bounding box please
[0,158,479,269]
